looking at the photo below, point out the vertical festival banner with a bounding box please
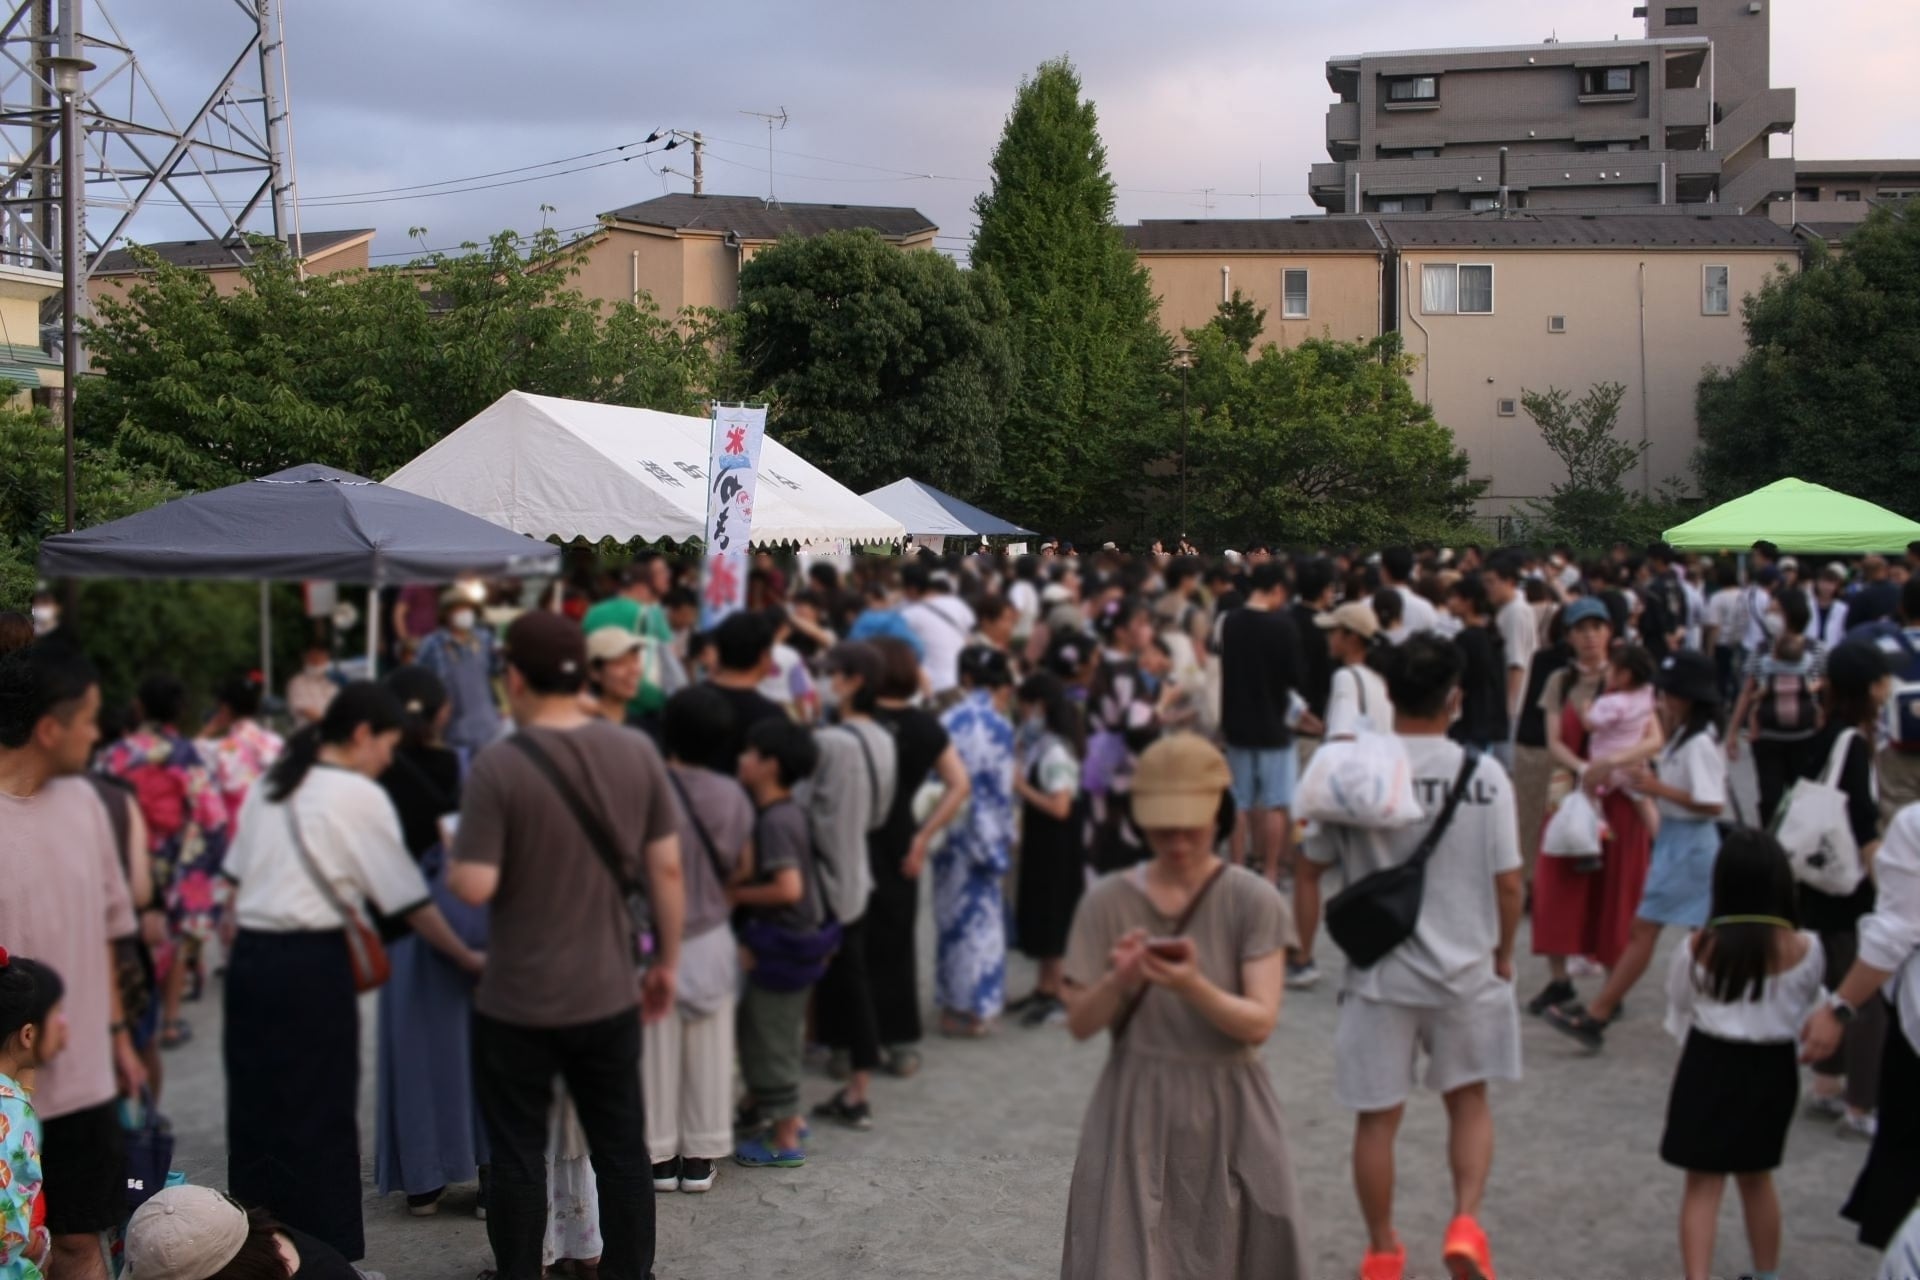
[699,404,767,628]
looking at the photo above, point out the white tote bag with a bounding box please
[1772,727,1866,896]
[1540,789,1604,857]
[1295,730,1423,830]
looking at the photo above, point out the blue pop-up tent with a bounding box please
[860,477,1032,541]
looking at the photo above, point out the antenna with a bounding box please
[739,107,787,205]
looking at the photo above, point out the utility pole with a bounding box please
[652,128,705,195]
[692,130,703,194]
[1175,348,1193,539]
[41,51,89,533]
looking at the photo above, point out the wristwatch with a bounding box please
[1827,993,1856,1026]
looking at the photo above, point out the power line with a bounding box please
[302,139,657,201]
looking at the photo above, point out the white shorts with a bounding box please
[1333,983,1523,1113]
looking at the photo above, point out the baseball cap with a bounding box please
[1563,596,1611,628]
[586,626,644,665]
[1130,733,1232,829]
[504,610,587,686]
[440,580,486,608]
[123,1186,251,1280]
[1654,650,1720,706]
[1315,600,1379,640]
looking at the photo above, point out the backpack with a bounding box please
[1877,627,1920,750]
[1754,664,1818,739]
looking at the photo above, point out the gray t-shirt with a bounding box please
[805,718,898,924]
[1305,736,1520,1007]
[666,763,753,936]
[750,797,824,933]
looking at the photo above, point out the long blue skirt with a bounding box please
[375,932,489,1195]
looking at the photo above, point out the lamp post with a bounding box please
[40,53,93,533]
[1174,347,1193,540]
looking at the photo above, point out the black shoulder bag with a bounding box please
[1324,746,1480,970]
[509,733,652,967]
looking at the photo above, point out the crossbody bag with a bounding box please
[509,733,652,968]
[1112,861,1228,1040]
[285,803,391,992]
[1323,746,1481,970]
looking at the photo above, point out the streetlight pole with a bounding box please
[1175,348,1193,540]
[41,54,93,534]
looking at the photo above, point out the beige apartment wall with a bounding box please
[571,226,690,315]
[1394,247,1796,514]
[684,236,745,311]
[88,239,374,307]
[1138,253,1381,348]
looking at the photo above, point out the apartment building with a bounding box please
[1311,2,1795,217]
[89,228,375,302]
[1123,218,1386,347]
[565,193,937,315]
[1780,159,1920,236]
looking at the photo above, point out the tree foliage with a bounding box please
[736,230,1014,496]
[971,57,1173,535]
[1209,289,1267,355]
[1521,381,1670,552]
[79,229,728,491]
[1696,206,1920,516]
[1169,329,1481,546]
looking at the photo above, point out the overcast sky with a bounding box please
[122,0,1920,262]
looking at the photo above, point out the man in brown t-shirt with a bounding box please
[450,611,683,1280]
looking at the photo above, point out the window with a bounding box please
[1581,67,1635,96]
[1377,195,1429,213]
[1665,6,1698,24]
[1703,264,1729,316]
[1548,314,1568,333]
[1835,190,1862,202]
[1880,187,1920,200]
[1282,268,1309,318]
[1497,398,1518,417]
[1421,263,1494,314]
[1794,186,1820,202]
[1468,196,1498,212]
[1385,76,1438,103]
[1410,148,1440,159]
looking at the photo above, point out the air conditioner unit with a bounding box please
[1748,2,1763,12]
[1497,398,1518,417]
[1548,315,1568,333]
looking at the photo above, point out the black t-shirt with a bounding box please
[379,743,463,861]
[281,1226,362,1280]
[1218,606,1302,750]
[1794,722,1879,933]
[1449,621,1510,747]
[709,683,790,774]
[1848,581,1900,632]
[871,705,950,858]
[1289,601,1333,718]
[1515,644,1569,748]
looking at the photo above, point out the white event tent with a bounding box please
[385,392,906,546]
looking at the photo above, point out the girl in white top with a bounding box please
[1315,602,1390,740]
[1658,829,1827,1280]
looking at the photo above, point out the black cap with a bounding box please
[1655,650,1720,706]
[503,610,587,690]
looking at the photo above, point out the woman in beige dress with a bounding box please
[1060,732,1306,1280]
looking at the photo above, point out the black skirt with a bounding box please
[1015,783,1085,961]
[1843,1000,1920,1249]
[224,928,365,1261]
[1660,1028,1798,1173]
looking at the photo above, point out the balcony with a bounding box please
[1664,85,1709,130]
[1326,102,1360,159]
[1310,161,1352,211]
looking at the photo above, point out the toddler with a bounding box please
[1583,643,1664,851]
[0,950,68,1280]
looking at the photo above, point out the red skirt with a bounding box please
[1531,787,1651,967]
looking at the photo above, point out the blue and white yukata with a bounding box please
[936,690,1017,1021]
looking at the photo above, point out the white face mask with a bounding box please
[31,605,57,632]
[449,609,477,631]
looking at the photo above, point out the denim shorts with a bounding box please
[1225,746,1298,811]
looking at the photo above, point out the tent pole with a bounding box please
[259,581,273,706]
[367,575,381,676]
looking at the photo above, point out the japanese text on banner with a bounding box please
[700,405,767,628]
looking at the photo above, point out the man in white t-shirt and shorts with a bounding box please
[1300,634,1524,1280]
[1485,552,1537,771]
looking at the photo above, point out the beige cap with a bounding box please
[586,626,644,664]
[123,1186,251,1280]
[1315,600,1379,640]
[1130,733,1232,829]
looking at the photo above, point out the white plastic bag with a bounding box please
[1295,731,1423,830]
[1540,789,1603,857]
[1773,727,1865,896]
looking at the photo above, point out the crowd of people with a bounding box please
[0,532,1917,1280]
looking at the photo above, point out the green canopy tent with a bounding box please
[1664,477,1920,555]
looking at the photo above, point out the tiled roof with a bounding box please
[1375,213,1802,249]
[92,228,373,274]
[1124,218,1384,253]
[601,193,935,241]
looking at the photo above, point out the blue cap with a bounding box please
[1563,596,1611,628]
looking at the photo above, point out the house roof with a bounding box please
[1793,159,1920,178]
[601,193,936,241]
[92,228,374,275]
[1125,218,1384,253]
[1328,36,1707,65]
[1375,213,1802,250]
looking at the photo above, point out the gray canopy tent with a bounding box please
[38,463,560,683]
[859,477,1033,542]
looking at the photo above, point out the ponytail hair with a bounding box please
[384,665,448,751]
[264,680,404,802]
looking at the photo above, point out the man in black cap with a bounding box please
[449,609,685,1280]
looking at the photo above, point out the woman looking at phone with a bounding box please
[1058,732,1305,1280]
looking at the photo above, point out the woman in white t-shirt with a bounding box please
[1315,601,1390,741]
[222,682,482,1263]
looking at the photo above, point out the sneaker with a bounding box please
[1005,991,1045,1015]
[811,1089,873,1131]
[1836,1110,1878,1140]
[405,1189,444,1218]
[1442,1214,1496,1280]
[678,1157,716,1192]
[1285,959,1322,991]
[1360,1236,1406,1280]
[734,1136,805,1168]
[1805,1092,1847,1119]
[1525,979,1577,1017]
[651,1157,681,1193]
[1020,997,1065,1029]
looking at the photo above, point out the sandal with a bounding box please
[939,1014,991,1039]
[1543,1003,1607,1051]
[159,1019,193,1050]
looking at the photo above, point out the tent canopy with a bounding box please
[37,463,560,583]
[860,477,1032,540]
[384,392,906,547]
[1664,477,1920,555]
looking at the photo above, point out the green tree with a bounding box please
[79,229,727,491]
[1696,206,1920,515]
[1209,288,1267,354]
[1174,330,1481,546]
[971,57,1173,535]
[1521,381,1660,551]
[736,229,1014,495]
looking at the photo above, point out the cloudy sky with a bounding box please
[121,0,1920,262]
